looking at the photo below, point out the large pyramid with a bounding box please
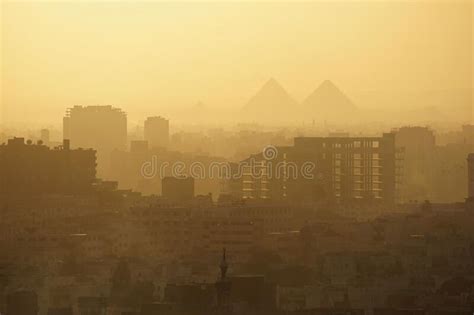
[302,80,356,118]
[242,78,298,119]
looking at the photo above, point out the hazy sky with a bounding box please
[1,1,472,125]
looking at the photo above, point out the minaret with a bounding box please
[220,248,228,279]
[215,248,231,314]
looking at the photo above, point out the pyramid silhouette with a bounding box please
[243,78,298,117]
[303,80,356,117]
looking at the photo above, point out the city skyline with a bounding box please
[1,1,474,314]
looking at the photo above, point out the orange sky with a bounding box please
[1,1,472,125]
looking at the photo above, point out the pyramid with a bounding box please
[243,78,299,118]
[302,80,356,117]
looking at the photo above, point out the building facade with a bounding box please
[162,176,195,202]
[0,138,96,195]
[233,133,396,204]
[394,126,435,202]
[63,105,126,176]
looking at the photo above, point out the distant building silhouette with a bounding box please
[468,153,474,199]
[395,126,435,202]
[462,124,474,145]
[466,153,474,210]
[130,140,149,153]
[162,176,194,202]
[40,128,50,146]
[144,116,169,149]
[63,105,127,176]
[0,137,96,194]
[6,290,38,315]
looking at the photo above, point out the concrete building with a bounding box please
[40,128,50,146]
[162,176,195,202]
[144,116,169,149]
[462,125,474,145]
[128,203,266,265]
[63,105,126,176]
[234,133,397,204]
[0,137,96,194]
[394,126,435,202]
[130,140,149,153]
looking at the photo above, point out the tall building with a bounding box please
[468,153,474,199]
[394,126,435,202]
[40,128,50,146]
[144,116,169,149]
[233,133,396,204]
[462,125,474,145]
[0,137,96,195]
[63,105,127,175]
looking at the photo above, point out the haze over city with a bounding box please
[1,1,474,315]
[1,1,472,126]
